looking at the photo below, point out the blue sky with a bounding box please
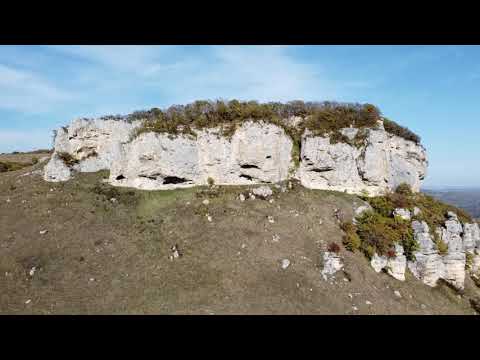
[0,45,479,188]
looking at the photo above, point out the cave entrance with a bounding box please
[163,176,189,184]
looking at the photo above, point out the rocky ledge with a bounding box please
[370,210,480,290]
[44,116,427,195]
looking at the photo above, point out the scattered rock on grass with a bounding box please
[321,252,344,280]
[170,244,182,260]
[29,267,36,277]
[281,259,290,270]
[252,186,273,198]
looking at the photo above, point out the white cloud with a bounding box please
[0,64,72,113]
[47,45,176,76]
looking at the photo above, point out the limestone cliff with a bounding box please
[44,116,427,195]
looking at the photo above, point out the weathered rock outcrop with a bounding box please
[371,209,480,290]
[44,118,140,182]
[44,117,427,195]
[370,244,407,281]
[298,125,427,195]
[110,122,293,190]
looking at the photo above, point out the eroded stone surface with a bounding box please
[408,221,445,287]
[321,252,344,280]
[45,118,427,194]
[298,127,427,195]
[387,245,407,281]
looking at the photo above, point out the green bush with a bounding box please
[207,177,215,187]
[395,183,413,196]
[341,221,361,251]
[383,117,421,144]
[466,252,474,270]
[435,238,449,255]
[0,160,31,172]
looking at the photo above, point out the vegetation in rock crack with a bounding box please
[343,183,474,261]
[122,100,421,146]
[466,252,474,270]
[207,177,215,187]
[57,152,79,167]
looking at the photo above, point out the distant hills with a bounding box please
[423,187,480,219]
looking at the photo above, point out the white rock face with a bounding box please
[110,121,294,190]
[371,253,388,273]
[472,250,480,274]
[463,223,480,253]
[408,221,445,287]
[387,245,407,281]
[298,127,427,195]
[321,252,344,280]
[370,244,406,281]
[440,213,466,289]
[54,118,141,172]
[110,132,200,190]
[43,153,73,182]
[44,117,427,194]
[402,215,477,290]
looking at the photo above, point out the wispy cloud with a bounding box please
[47,45,339,106]
[0,63,72,113]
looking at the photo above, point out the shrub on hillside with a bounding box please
[327,242,341,253]
[124,100,419,145]
[349,188,474,262]
[340,221,361,252]
[383,117,421,144]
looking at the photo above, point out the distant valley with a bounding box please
[423,187,480,219]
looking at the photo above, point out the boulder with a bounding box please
[393,208,411,221]
[252,186,273,198]
[321,252,344,280]
[43,153,73,182]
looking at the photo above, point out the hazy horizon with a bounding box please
[1,45,479,188]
